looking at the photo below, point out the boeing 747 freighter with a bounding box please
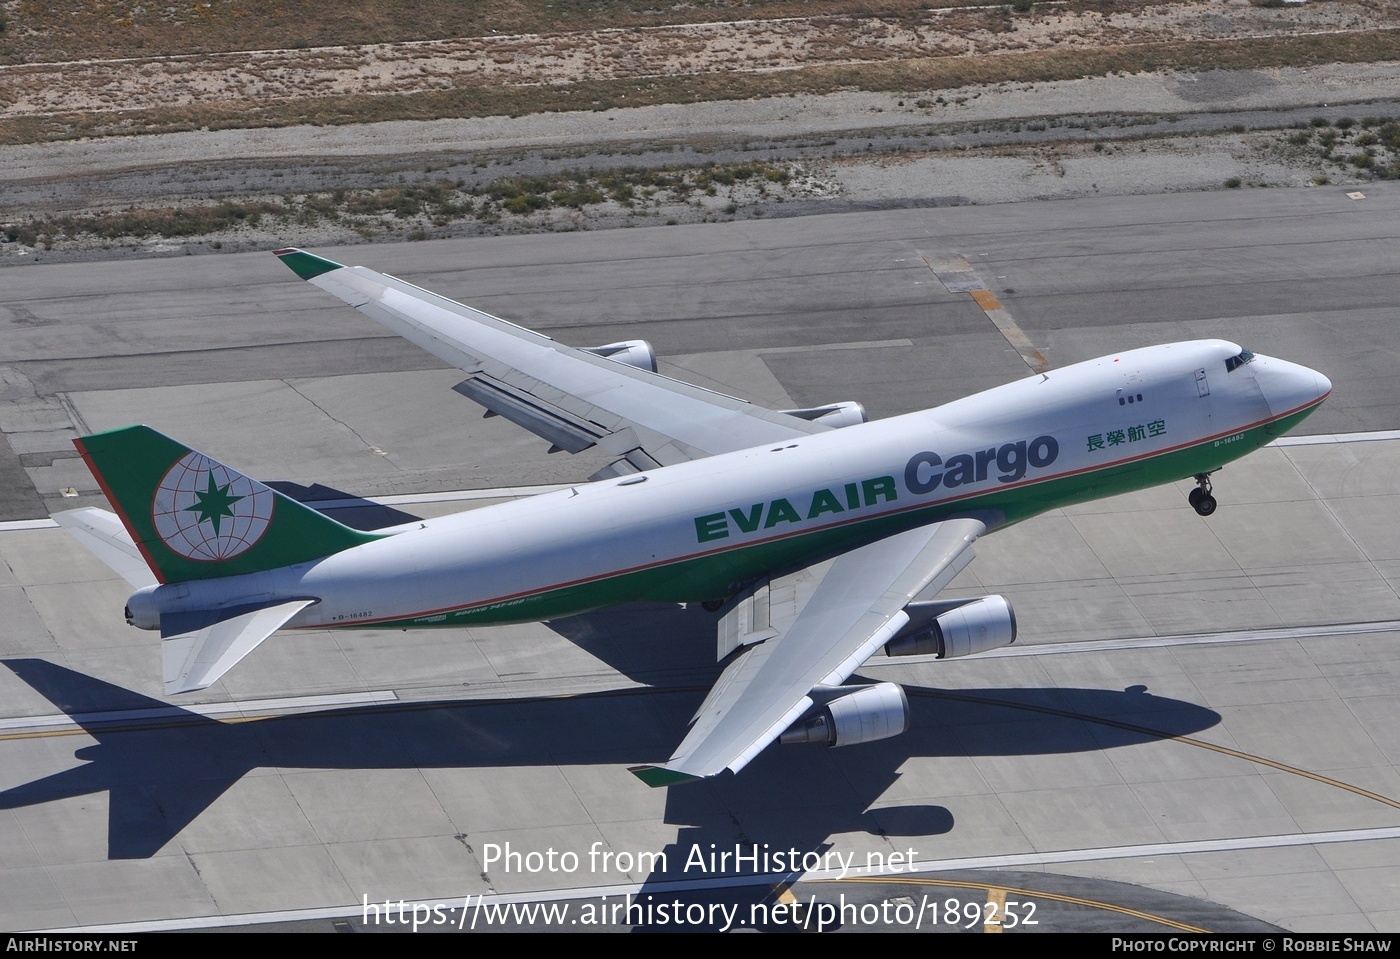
[54,249,1331,785]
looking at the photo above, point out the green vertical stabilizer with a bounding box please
[75,425,382,584]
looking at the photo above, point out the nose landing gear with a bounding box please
[1188,473,1217,516]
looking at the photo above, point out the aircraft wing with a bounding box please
[631,517,986,785]
[276,249,832,476]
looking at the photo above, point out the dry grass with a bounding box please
[1,1,1395,145]
[1275,115,1400,180]
[3,199,287,247]
[5,28,1399,147]
[0,160,800,247]
[0,0,1005,64]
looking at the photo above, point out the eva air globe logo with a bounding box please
[151,452,274,561]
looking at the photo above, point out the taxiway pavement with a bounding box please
[1,184,1398,932]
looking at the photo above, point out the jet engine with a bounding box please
[582,340,658,373]
[884,595,1017,659]
[779,401,868,429]
[779,682,909,748]
[124,584,162,630]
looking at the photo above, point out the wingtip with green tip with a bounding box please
[628,765,702,788]
[274,247,344,281]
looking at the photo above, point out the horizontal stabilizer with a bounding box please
[52,508,157,589]
[162,599,315,695]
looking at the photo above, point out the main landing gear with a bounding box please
[1188,472,1217,517]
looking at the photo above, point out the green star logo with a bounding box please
[184,473,244,537]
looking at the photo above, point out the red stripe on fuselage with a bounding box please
[292,395,1328,629]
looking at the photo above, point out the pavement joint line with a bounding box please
[1271,429,1400,446]
[1279,425,1400,617]
[0,689,398,731]
[47,825,1400,935]
[753,337,913,355]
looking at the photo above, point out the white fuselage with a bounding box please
[141,340,1330,629]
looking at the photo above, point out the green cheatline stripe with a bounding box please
[347,399,1324,631]
[274,248,343,280]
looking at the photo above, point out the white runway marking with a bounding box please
[0,690,398,730]
[55,825,1400,934]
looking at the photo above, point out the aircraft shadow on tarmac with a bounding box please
[0,649,1220,865]
[265,481,422,532]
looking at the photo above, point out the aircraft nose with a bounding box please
[1254,355,1331,419]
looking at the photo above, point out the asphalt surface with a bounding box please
[1,185,1398,932]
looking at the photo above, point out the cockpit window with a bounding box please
[1225,349,1255,373]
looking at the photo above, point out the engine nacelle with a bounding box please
[779,401,868,430]
[884,595,1017,660]
[582,340,658,373]
[124,579,287,633]
[124,584,162,630]
[779,682,909,748]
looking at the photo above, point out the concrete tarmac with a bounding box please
[0,184,1397,932]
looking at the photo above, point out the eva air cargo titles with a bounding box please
[54,248,1331,786]
[695,436,1060,543]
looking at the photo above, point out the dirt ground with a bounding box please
[2,1,1399,260]
[4,1,1393,118]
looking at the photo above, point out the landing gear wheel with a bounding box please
[1189,472,1217,516]
[701,599,724,612]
